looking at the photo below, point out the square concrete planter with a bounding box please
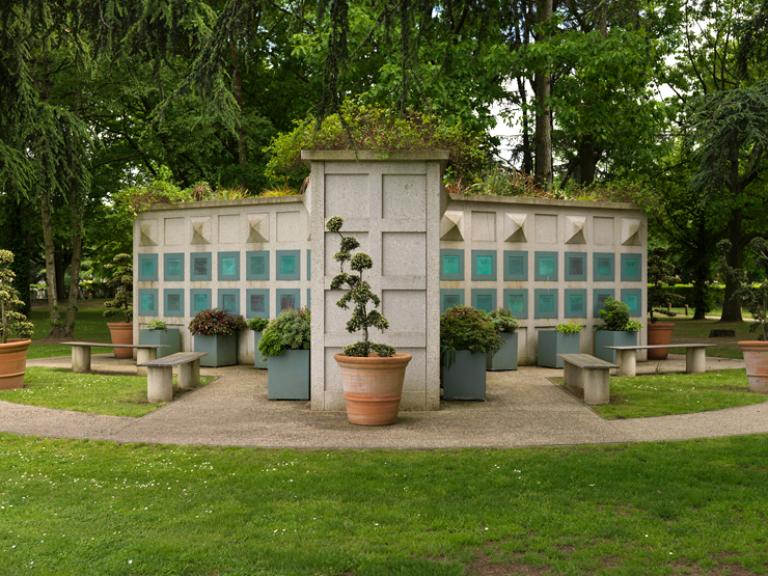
[442,350,487,400]
[267,349,310,400]
[594,330,637,363]
[487,332,518,371]
[139,328,181,358]
[194,334,238,367]
[538,330,580,368]
[252,331,267,369]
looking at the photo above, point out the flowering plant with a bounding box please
[189,309,246,336]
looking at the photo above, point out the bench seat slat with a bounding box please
[606,344,714,350]
[560,353,616,369]
[63,341,165,349]
[140,352,207,368]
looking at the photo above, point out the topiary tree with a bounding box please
[103,253,133,323]
[0,250,34,343]
[599,298,641,332]
[326,216,394,357]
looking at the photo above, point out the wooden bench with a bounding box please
[560,353,616,405]
[139,352,207,403]
[62,341,166,374]
[606,344,714,377]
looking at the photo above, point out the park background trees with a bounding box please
[1,0,767,334]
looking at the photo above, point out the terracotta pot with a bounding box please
[335,353,412,426]
[647,322,674,360]
[107,322,133,359]
[739,341,768,393]
[0,339,31,389]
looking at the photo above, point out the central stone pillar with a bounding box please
[303,150,447,411]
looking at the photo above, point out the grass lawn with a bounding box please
[0,434,767,575]
[668,317,754,359]
[28,301,112,359]
[0,368,212,417]
[579,369,767,420]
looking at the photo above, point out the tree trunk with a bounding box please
[64,188,85,337]
[720,211,744,322]
[40,187,65,337]
[230,42,248,167]
[534,0,553,190]
[517,76,533,174]
[576,135,598,185]
[54,249,68,302]
[691,255,710,320]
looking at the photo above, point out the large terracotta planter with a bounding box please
[107,322,133,359]
[739,341,768,393]
[335,353,412,426]
[0,339,31,389]
[647,322,674,360]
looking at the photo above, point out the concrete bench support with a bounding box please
[615,349,637,377]
[136,348,159,376]
[147,366,174,403]
[71,346,91,373]
[686,347,707,374]
[178,360,201,390]
[561,353,616,406]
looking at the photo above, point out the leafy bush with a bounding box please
[258,309,311,358]
[103,253,133,323]
[489,309,518,333]
[598,298,641,332]
[461,165,543,198]
[189,309,247,337]
[327,216,394,357]
[146,320,167,331]
[440,306,501,360]
[247,317,269,332]
[0,250,33,343]
[556,321,583,335]
[264,101,490,188]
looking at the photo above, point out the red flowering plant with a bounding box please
[189,309,246,337]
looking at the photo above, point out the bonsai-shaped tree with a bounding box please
[599,298,641,332]
[103,253,133,322]
[731,237,768,341]
[0,250,34,343]
[647,247,684,321]
[326,216,394,357]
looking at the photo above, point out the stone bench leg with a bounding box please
[177,360,200,390]
[583,368,610,405]
[71,346,91,373]
[136,348,158,376]
[686,348,706,374]
[564,363,583,391]
[616,349,637,377]
[147,366,173,403]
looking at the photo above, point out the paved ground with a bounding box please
[1,354,764,449]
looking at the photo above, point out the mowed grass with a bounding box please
[28,301,112,359]
[587,369,767,419]
[0,368,213,417]
[0,434,767,575]
[669,317,754,359]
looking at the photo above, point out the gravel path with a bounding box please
[1,355,763,449]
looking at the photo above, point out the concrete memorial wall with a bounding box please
[134,150,647,410]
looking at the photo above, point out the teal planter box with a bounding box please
[594,330,637,363]
[442,350,487,400]
[139,328,181,358]
[252,331,267,369]
[267,349,310,400]
[487,332,518,371]
[537,330,580,368]
[194,334,238,367]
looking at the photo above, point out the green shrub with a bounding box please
[556,321,583,335]
[0,250,33,342]
[146,320,167,331]
[440,306,501,362]
[188,309,247,337]
[598,298,641,332]
[247,317,269,332]
[103,253,133,323]
[489,309,518,333]
[264,101,489,188]
[258,309,311,358]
